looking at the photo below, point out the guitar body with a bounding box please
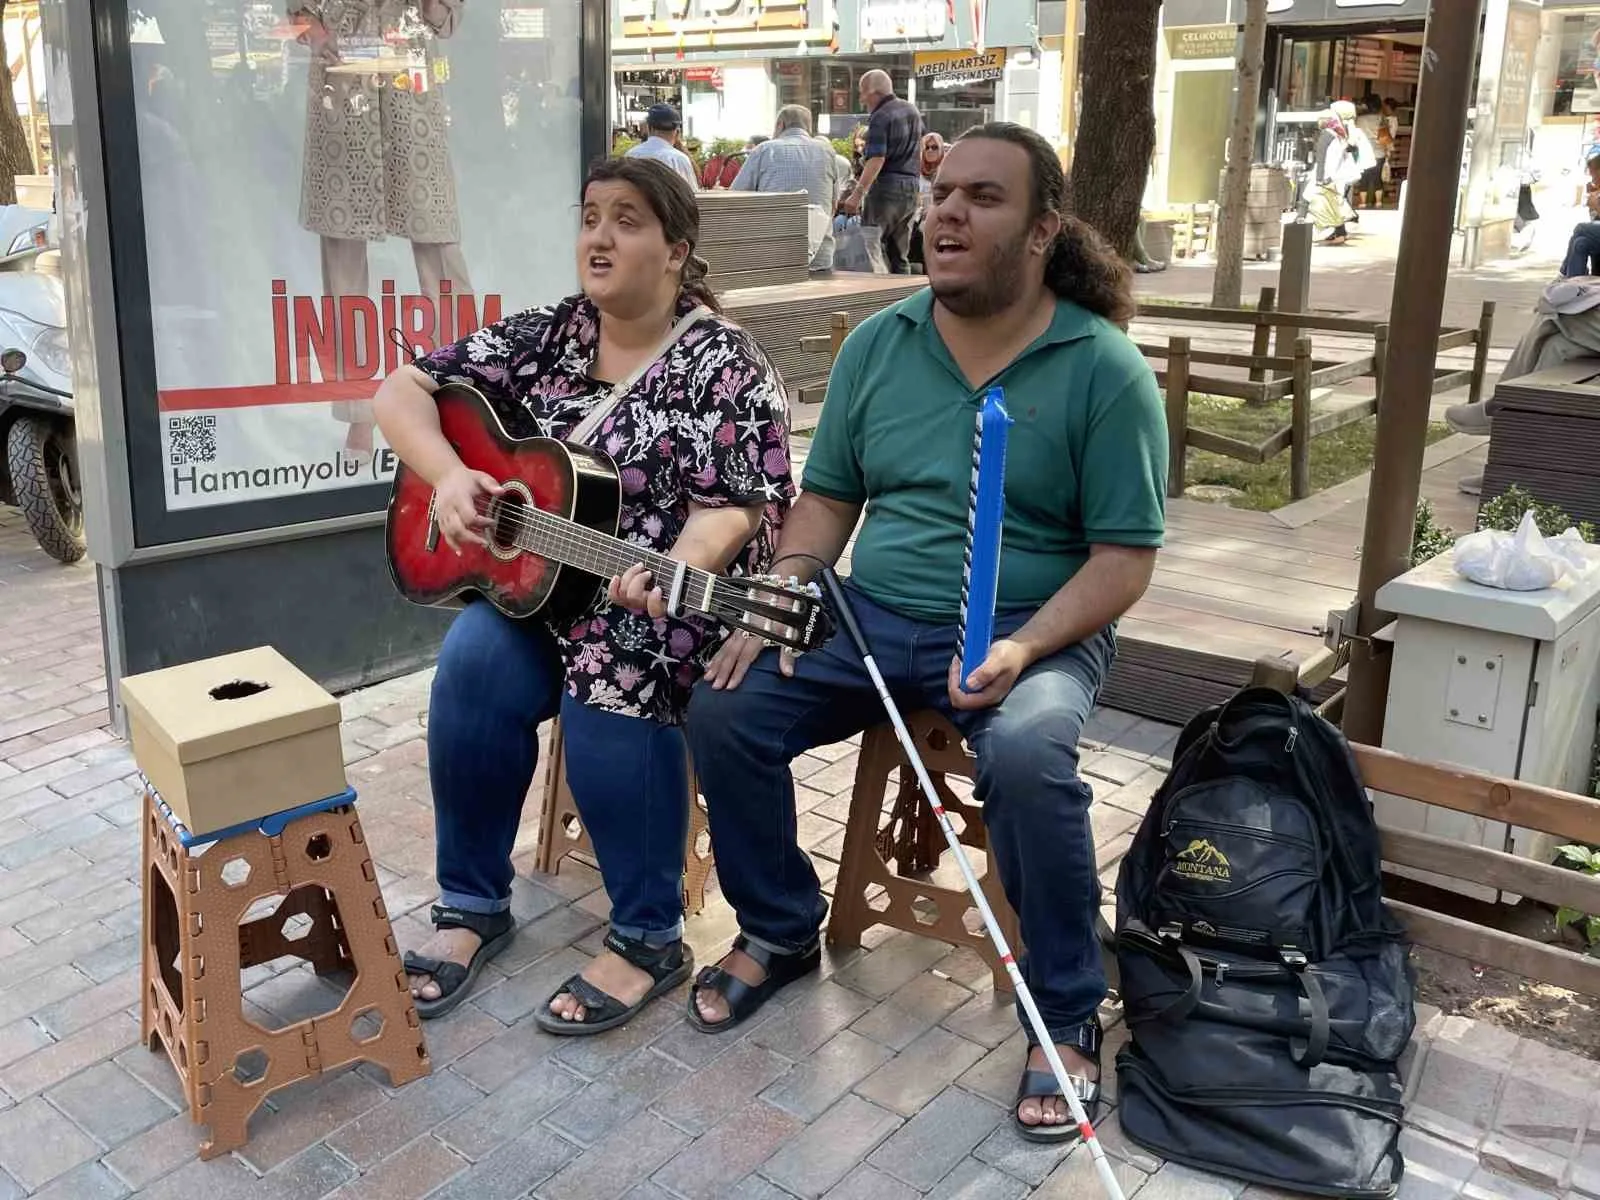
[385,384,623,627]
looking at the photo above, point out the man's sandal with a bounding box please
[534,930,694,1037]
[401,905,516,1020]
[686,933,821,1034]
[1014,1018,1103,1144]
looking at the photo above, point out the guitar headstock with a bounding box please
[712,575,836,653]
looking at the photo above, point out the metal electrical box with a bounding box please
[1375,547,1600,902]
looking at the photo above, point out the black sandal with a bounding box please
[401,905,516,1020]
[1014,1018,1103,1144]
[534,929,694,1037]
[686,932,821,1034]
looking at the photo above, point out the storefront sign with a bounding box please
[860,0,948,43]
[618,0,818,50]
[685,66,725,87]
[620,0,787,15]
[1168,25,1238,61]
[500,8,548,39]
[1270,0,1425,13]
[1495,5,1541,135]
[915,47,1006,87]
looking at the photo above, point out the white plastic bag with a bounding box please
[1451,510,1596,591]
[834,218,888,274]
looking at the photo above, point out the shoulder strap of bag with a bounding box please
[568,304,713,446]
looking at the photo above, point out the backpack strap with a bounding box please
[1142,935,1331,1069]
[1289,967,1331,1069]
[1146,940,1205,1026]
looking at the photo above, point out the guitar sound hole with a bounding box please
[488,492,527,554]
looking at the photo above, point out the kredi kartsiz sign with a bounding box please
[914,47,1006,88]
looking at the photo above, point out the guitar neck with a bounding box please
[506,504,722,615]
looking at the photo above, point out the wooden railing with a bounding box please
[1141,290,1496,502]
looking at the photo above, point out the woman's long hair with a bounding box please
[582,156,723,314]
[953,123,1134,326]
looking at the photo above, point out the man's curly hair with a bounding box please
[954,122,1135,327]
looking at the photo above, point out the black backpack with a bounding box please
[1113,686,1416,1200]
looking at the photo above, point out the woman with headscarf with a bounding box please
[1306,106,1359,245]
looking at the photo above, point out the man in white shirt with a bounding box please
[731,105,841,270]
[625,104,699,190]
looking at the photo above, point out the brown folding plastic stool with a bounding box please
[825,711,1021,994]
[140,784,431,1159]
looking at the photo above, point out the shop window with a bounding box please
[1549,14,1600,118]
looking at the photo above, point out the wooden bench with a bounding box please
[1356,745,1600,998]
[1252,658,1600,998]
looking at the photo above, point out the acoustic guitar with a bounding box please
[384,383,833,652]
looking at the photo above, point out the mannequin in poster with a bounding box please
[290,0,473,458]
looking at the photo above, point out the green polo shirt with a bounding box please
[802,289,1168,623]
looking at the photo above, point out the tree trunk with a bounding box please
[0,0,34,206]
[1067,0,1162,258]
[1211,0,1269,308]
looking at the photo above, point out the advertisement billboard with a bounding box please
[119,0,592,541]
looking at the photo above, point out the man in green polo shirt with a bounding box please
[683,122,1167,1145]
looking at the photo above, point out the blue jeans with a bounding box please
[685,581,1115,1041]
[1562,221,1600,278]
[427,601,690,945]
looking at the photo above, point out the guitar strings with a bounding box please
[468,495,686,579]
[450,495,816,643]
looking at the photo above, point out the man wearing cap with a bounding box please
[626,105,700,190]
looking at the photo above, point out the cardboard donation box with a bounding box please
[121,647,346,837]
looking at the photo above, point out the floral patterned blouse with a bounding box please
[414,292,794,726]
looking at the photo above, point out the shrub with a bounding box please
[1476,484,1598,543]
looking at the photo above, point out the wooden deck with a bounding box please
[1105,500,1356,723]
[1104,437,1487,724]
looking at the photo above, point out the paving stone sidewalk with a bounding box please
[1,507,1597,1199]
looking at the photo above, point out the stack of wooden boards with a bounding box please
[698,191,811,292]
[1480,360,1600,528]
[721,274,925,394]
[698,190,927,394]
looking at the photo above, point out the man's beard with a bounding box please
[929,230,1031,318]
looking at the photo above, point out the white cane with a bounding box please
[817,568,1127,1200]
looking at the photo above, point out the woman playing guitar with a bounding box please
[372,156,795,1033]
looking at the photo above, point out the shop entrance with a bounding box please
[1263,22,1425,205]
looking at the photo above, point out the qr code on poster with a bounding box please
[167,415,218,465]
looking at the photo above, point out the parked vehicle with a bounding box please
[0,204,81,564]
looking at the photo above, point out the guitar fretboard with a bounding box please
[492,499,721,614]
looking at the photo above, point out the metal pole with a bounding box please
[1342,0,1484,746]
